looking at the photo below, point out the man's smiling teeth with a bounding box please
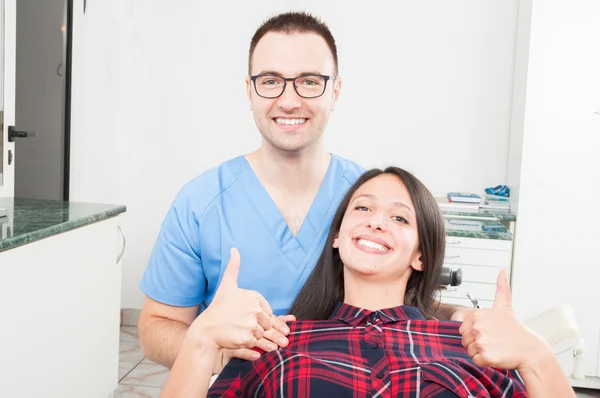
[357,239,389,252]
[275,118,307,125]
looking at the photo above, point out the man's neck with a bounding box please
[342,271,410,311]
[246,142,331,194]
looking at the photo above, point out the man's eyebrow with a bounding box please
[256,70,283,77]
[255,70,324,77]
[352,194,415,214]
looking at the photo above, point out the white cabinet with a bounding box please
[439,236,513,309]
[597,344,600,378]
[0,217,123,398]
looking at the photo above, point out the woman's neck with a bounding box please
[342,270,411,311]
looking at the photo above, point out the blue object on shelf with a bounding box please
[484,185,510,197]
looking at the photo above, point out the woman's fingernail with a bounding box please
[281,326,289,334]
[251,352,260,360]
[279,337,288,346]
[267,343,277,351]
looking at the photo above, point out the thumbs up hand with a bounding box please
[459,269,547,371]
[187,248,274,353]
[491,268,512,309]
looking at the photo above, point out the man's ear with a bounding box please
[411,252,424,272]
[330,76,342,111]
[245,76,253,110]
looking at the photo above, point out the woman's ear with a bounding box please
[411,253,424,272]
[332,234,340,248]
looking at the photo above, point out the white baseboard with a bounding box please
[120,308,141,327]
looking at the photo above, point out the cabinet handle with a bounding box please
[445,254,461,259]
[447,239,462,245]
[117,223,126,263]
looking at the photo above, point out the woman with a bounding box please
[161,167,575,397]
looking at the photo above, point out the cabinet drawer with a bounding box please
[448,264,507,284]
[444,247,511,268]
[439,281,497,301]
[439,296,494,309]
[445,236,512,251]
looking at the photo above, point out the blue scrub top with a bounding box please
[140,154,365,315]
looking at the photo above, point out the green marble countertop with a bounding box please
[446,228,513,241]
[442,210,516,222]
[0,198,126,252]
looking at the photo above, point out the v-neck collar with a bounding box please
[231,154,344,267]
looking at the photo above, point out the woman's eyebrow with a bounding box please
[353,194,415,214]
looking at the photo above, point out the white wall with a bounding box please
[505,0,533,216]
[70,1,520,309]
[69,2,124,220]
[509,0,600,380]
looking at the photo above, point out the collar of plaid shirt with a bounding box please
[208,303,528,398]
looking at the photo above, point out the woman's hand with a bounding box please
[186,248,274,353]
[459,269,576,397]
[459,269,551,371]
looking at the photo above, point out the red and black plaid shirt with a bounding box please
[208,303,528,397]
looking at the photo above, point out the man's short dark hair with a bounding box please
[248,11,339,75]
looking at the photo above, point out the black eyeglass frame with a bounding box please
[250,74,337,99]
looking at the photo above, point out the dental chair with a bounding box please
[524,304,586,380]
[439,267,585,380]
[442,268,586,381]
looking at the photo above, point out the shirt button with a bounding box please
[372,343,378,349]
[377,371,384,379]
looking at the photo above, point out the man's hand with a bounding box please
[185,248,274,352]
[214,314,296,374]
[459,269,549,370]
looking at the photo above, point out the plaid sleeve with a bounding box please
[206,358,245,398]
[478,367,529,397]
[504,368,528,397]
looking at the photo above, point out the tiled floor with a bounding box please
[116,326,166,397]
[116,325,600,397]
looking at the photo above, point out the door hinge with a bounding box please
[8,150,13,166]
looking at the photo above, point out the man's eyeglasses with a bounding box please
[250,74,336,99]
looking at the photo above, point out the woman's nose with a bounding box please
[367,212,387,231]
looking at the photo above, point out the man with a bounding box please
[138,11,462,371]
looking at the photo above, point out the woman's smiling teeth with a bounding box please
[356,239,390,252]
[274,118,307,125]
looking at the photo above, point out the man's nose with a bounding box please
[276,82,302,110]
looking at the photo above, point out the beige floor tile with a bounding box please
[120,326,139,342]
[114,384,161,398]
[120,341,145,363]
[119,361,139,381]
[120,362,170,388]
